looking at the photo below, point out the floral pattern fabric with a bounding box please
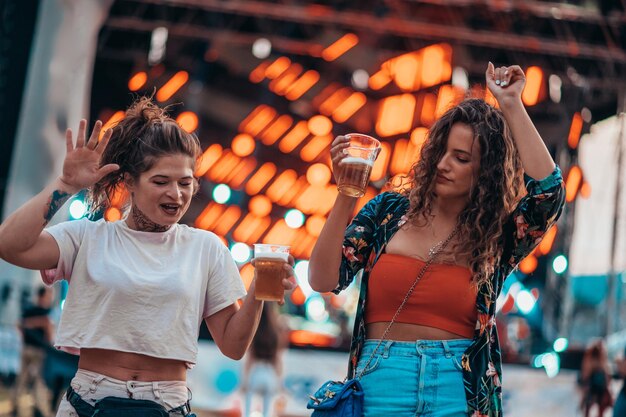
[334,167,565,417]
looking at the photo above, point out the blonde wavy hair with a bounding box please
[401,98,524,288]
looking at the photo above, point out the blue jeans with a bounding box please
[356,339,471,417]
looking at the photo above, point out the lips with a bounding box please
[436,174,452,182]
[160,203,181,216]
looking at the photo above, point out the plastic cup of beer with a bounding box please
[253,244,290,301]
[337,133,380,197]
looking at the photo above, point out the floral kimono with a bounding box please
[335,167,565,416]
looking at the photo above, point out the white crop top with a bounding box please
[41,218,247,365]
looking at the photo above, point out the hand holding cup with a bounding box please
[252,244,296,305]
[330,133,380,198]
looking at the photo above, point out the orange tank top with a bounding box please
[365,253,478,338]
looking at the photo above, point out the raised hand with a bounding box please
[485,62,526,105]
[330,135,351,185]
[60,119,120,192]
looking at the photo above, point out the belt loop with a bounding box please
[89,375,105,393]
[152,381,161,400]
[382,341,393,358]
[442,340,452,358]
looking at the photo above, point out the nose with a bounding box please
[436,154,450,172]
[166,183,182,200]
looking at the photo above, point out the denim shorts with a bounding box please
[356,339,472,417]
[56,369,190,417]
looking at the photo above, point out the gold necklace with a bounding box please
[428,226,459,258]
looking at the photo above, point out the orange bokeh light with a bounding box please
[176,111,198,133]
[248,195,273,217]
[519,254,538,274]
[522,66,543,106]
[376,94,416,137]
[306,163,332,186]
[128,72,147,91]
[568,112,583,149]
[232,133,256,157]
[307,115,333,136]
[156,71,189,102]
[105,207,122,222]
[305,215,326,237]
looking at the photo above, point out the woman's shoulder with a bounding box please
[179,224,228,248]
[368,191,408,207]
[371,191,410,215]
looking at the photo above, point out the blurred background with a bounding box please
[0,0,625,416]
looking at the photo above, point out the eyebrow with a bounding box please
[452,148,472,156]
[150,174,194,180]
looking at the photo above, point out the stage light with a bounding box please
[452,67,469,90]
[248,195,273,217]
[105,207,122,222]
[568,112,583,149]
[305,215,326,237]
[515,289,536,314]
[128,72,147,92]
[252,38,272,59]
[376,94,416,137]
[581,107,592,123]
[307,115,333,136]
[294,260,313,297]
[541,352,560,378]
[176,111,198,133]
[69,199,87,220]
[565,165,583,202]
[351,69,369,90]
[148,27,168,65]
[548,74,562,103]
[213,184,231,204]
[552,255,568,274]
[230,242,251,263]
[232,133,256,157]
[522,66,544,106]
[322,33,358,62]
[156,71,189,102]
[305,295,329,322]
[285,209,305,229]
[306,163,331,186]
[553,337,569,353]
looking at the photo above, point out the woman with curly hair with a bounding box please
[0,97,295,416]
[308,62,565,417]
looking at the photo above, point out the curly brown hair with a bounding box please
[87,97,201,214]
[402,98,524,287]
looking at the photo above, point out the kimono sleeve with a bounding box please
[333,193,387,294]
[502,166,566,269]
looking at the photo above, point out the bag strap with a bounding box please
[66,385,195,417]
[354,225,458,380]
[66,385,96,417]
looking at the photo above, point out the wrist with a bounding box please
[56,177,81,195]
[496,96,525,111]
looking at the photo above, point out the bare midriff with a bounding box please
[78,348,187,381]
[367,322,468,341]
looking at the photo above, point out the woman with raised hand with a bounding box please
[0,97,295,417]
[308,63,565,417]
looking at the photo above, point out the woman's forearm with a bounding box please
[308,194,357,292]
[498,97,556,179]
[0,177,78,260]
[220,281,264,360]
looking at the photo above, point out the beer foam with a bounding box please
[254,252,289,261]
[341,156,374,167]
